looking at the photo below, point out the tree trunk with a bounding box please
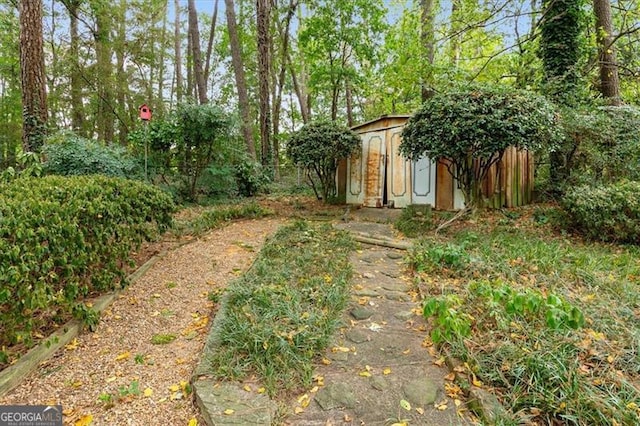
[345,78,354,127]
[64,0,84,135]
[19,0,48,152]
[115,0,128,145]
[204,0,218,83]
[188,0,208,104]
[93,1,115,143]
[593,0,622,105]
[257,0,271,168]
[421,0,436,101]
[156,0,168,117]
[174,0,183,104]
[225,0,256,159]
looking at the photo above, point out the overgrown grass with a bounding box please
[172,201,273,236]
[408,207,640,425]
[205,220,354,397]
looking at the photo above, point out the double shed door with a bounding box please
[346,127,411,208]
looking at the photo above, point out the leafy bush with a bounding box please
[568,106,640,186]
[0,175,175,349]
[400,84,559,207]
[42,132,140,178]
[561,181,640,243]
[287,120,360,203]
[234,157,270,197]
[407,240,470,275]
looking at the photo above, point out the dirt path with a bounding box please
[0,218,283,426]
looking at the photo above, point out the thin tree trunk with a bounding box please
[186,30,194,99]
[257,0,271,168]
[174,0,183,104]
[450,0,461,66]
[225,0,256,159]
[116,0,127,145]
[93,2,115,143]
[287,49,309,124]
[421,0,436,101]
[593,0,621,105]
[188,0,208,104]
[19,0,48,152]
[204,0,218,83]
[156,0,168,116]
[345,78,354,127]
[65,0,84,135]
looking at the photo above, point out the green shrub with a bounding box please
[42,132,141,178]
[561,181,640,243]
[407,240,470,274]
[0,175,175,348]
[234,158,270,197]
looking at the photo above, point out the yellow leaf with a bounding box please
[416,407,424,415]
[65,338,79,351]
[383,368,391,375]
[358,371,372,377]
[310,386,319,393]
[331,346,350,353]
[144,388,153,397]
[188,418,198,426]
[243,385,252,392]
[106,376,117,383]
[353,284,363,290]
[257,387,266,394]
[607,355,615,364]
[223,409,235,415]
[72,381,83,388]
[180,380,189,391]
[344,413,353,422]
[444,372,456,381]
[294,406,304,414]
[402,349,411,355]
[437,403,448,411]
[169,384,180,392]
[454,399,462,407]
[471,373,483,388]
[321,358,332,365]
[75,414,93,426]
[390,423,408,426]
[433,356,445,367]
[400,399,411,411]
[299,395,311,408]
[115,351,130,361]
[627,402,638,410]
[176,358,186,365]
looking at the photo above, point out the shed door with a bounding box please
[412,155,436,206]
[387,129,412,208]
[362,131,385,207]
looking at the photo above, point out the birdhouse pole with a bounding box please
[139,104,152,181]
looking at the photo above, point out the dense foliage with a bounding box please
[400,84,558,207]
[562,181,640,243]
[42,132,141,178]
[287,120,360,202]
[0,176,175,354]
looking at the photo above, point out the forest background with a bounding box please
[2,0,640,200]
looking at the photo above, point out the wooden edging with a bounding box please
[0,251,167,398]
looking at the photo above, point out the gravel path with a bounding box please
[0,218,283,426]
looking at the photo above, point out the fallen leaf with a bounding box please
[331,346,350,353]
[257,387,266,394]
[416,407,424,415]
[390,423,408,426]
[106,376,117,383]
[143,388,153,397]
[383,368,391,375]
[402,349,411,355]
[471,373,483,387]
[65,338,79,351]
[75,414,93,426]
[243,385,252,392]
[344,413,353,422]
[433,357,445,367]
[437,403,448,411]
[358,371,372,377]
[444,372,456,381]
[321,358,332,365]
[115,351,131,361]
[454,399,462,407]
[310,386,319,393]
[400,399,411,411]
[294,406,304,414]
[169,384,180,392]
[188,418,198,426]
[223,409,234,415]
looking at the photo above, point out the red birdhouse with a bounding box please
[139,104,152,121]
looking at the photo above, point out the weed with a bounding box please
[118,380,140,397]
[395,205,434,237]
[134,354,145,364]
[150,333,176,345]
[166,282,177,289]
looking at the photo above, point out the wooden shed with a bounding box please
[336,115,534,210]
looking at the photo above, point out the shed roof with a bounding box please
[350,114,412,133]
